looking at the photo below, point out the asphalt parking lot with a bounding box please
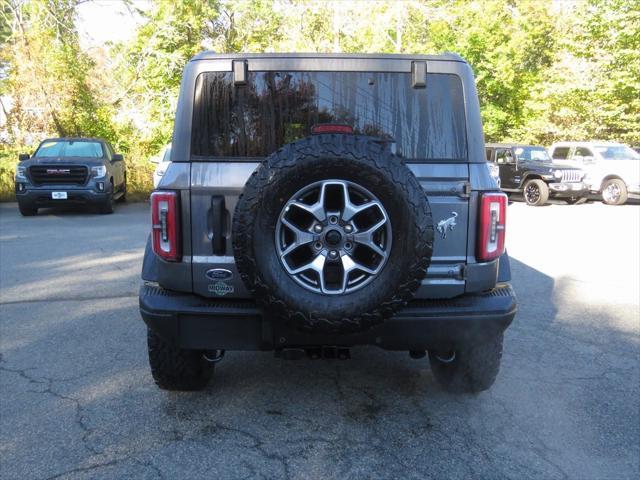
[0,200,638,480]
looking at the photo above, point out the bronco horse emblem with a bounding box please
[437,212,458,239]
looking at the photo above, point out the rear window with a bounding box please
[191,71,467,161]
[35,140,105,158]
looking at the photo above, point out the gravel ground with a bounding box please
[0,200,638,480]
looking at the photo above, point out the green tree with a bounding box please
[518,0,640,144]
[1,0,116,143]
[424,0,557,141]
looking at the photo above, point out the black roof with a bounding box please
[191,51,465,63]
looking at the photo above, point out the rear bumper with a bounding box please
[139,283,517,351]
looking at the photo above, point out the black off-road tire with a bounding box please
[601,178,628,206]
[523,179,549,206]
[100,182,115,214]
[233,134,434,334]
[147,329,213,391]
[429,334,504,394]
[18,203,38,216]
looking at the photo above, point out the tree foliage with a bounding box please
[1,0,638,155]
[1,0,117,144]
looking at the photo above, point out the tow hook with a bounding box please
[203,350,225,363]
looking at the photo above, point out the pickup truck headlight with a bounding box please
[16,166,26,179]
[553,170,563,180]
[91,165,107,178]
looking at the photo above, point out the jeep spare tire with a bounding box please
[233,134,434,334]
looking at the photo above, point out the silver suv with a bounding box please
[139,53,517,394]
[549,141,640,205]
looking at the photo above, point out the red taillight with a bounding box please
[477,192,507,262]
[311,124,354,135]
[151,191,181,261]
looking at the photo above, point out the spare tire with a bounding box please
[233,134,434,334]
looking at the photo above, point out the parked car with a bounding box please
[486,160,501,187]
[549,141,640,205]
[139,52,516,394]
[486,143,587,206]
[15,137,126,216]
[151,144,171,188]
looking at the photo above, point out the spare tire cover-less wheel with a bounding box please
[233,135,434,334]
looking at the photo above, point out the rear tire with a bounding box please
[523,179,549,206]
[147,329,213,391]
[429,334,503,394]
[18,203,38,216]
[601,179,627,205]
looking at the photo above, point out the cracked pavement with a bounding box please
[1,201,638,479]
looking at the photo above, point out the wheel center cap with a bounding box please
[325,229,343,246]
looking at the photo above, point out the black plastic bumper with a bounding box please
[16,188,109,207]
[139,283,517,351]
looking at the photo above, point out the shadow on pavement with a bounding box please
[1,254,638,479]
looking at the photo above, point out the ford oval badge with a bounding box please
[205,268,233,281]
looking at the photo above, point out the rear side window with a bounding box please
[573,147,593,157]
[191,71,467,161]
[485,148,493,161]
[551,146,570,160]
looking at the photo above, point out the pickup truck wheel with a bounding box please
[100,182,115,214]
[233,134,434,334]
[523,179,549,206]
[147,329,213,391]
[601,179,627,205]
[118,175,127,203]
[18,203,38,216]
[428,334,503,394]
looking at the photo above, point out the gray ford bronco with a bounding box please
[139,53,516,393]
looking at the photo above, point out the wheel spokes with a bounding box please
[276,179,392,295]
[352,217,388,257]
[289,201,326,222]
[288,253,327,291]
[339,253,378,292]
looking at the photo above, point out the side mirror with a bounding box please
[18,153,30,161]
[112,153,123,162]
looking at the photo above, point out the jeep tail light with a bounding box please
[151,191,181,261]
[477,192,507,262]
[311,124,354,135]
